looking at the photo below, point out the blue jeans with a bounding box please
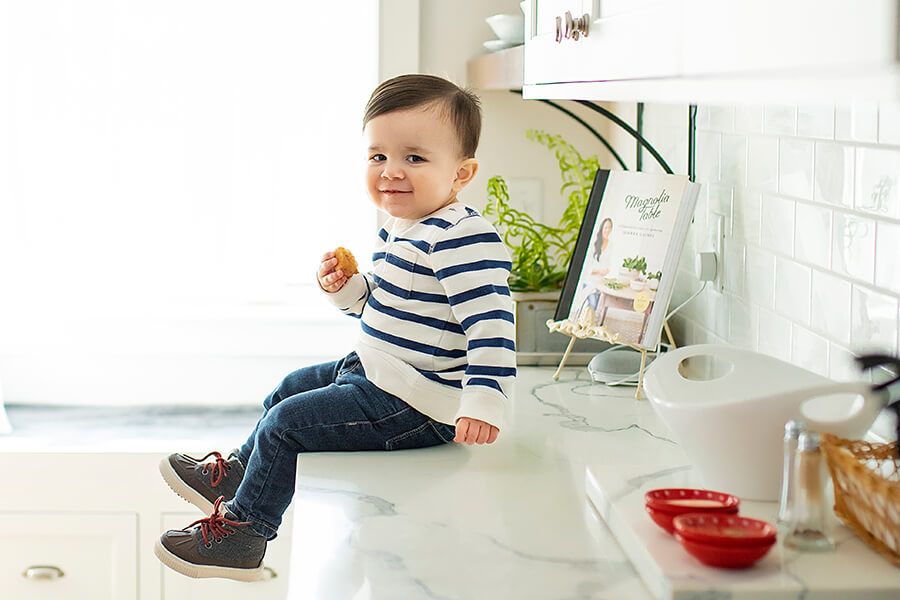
[230,352,456,538]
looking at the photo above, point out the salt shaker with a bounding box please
[777,418,804,529]
[784,431,836,551]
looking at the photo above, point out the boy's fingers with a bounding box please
[454,419,469,443]
[475,423,490,444]
[487,427,499,444]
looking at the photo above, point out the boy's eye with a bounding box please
[407,155,426,164]
[370,153,386,162]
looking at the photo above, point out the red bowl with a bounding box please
[645,488,740,514]
[675,533,775,569]
[673,513,777,547]
[646,505,679,533]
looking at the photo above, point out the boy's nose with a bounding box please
[380,161,405,179]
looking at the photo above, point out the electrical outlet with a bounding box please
[714,213,725,292]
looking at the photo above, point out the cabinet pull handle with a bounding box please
[564,11,590,41]
[23,565,66,580]
[555,15,562,43]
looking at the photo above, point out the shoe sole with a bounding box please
[154,538,264,582]
[159,456,216,514]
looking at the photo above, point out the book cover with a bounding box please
[553,169,701,351]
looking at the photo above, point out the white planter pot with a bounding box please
[512,291,608,366]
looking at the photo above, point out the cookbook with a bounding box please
[553,169,701,351]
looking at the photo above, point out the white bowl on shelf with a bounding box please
[483,39,518,52]
[486,13,525,44]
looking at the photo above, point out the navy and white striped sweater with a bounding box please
[325,203,516,428]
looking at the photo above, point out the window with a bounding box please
[0,1,379,313]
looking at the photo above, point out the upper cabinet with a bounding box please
[519,0,900,103]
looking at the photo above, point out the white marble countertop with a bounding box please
[283,366,900,600]
[282,367,674,599]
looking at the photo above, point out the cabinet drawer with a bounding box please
[0,512,137,600]
[161,510,292,599]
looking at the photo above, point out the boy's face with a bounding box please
[364,104,478,220]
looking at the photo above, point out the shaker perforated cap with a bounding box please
[784,418,805,438]
[798,430,820,451]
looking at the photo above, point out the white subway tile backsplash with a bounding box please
[851,103,880,143]
[764,105,797,136]
[791,325,829,376]
[732,189,761,244]
[794,202,831,268]
[810,269,851,343]
[797,105,835,140]
[642,101,898,395]
[758,308,792,361]
[721,134,748,187]
[695,131,721,183]
[875,221,900,294]
[813,142,854,208]
[734,105,764,134]
[760,194,794,257]
[851,285,899,354]
[855,147,900,219]
[828,343,858,381]
[747,136,778,193]
[745,247,775,309]
[778,139,814,200]
[774,257,811,325]
[708,105,735,133]
[832,212,875,283]
[727,295,756,350]
[878,102,900,145]
[836,103,879,142]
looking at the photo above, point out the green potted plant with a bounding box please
[484,129,605,361]
[484,129,600,293]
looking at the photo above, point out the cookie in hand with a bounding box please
[334,247,358,277]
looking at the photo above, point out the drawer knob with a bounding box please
[23,565,66,580]
[564,11,590,41]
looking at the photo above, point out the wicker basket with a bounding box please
[821,433,900,566]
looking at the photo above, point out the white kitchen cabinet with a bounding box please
[160,511,293,600]
[521,0,900,103]
[0,512,138,600]
[0,451,295,600]
[524,0,681,87]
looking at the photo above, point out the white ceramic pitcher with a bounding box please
[643,344,888,501]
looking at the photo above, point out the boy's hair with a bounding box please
[363,74,482,158]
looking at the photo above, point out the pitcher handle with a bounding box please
[797,381,888,434]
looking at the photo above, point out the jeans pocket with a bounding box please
[385,420,449,451]
[337,352,363,378]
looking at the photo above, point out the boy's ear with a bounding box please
[452,158,479,192]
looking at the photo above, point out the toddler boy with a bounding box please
[155,73,516,581]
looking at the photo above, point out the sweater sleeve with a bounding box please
[428,215,516,428]
[322,272,374,318]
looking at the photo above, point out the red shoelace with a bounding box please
[193,451,231,487]
[187,496,251,547]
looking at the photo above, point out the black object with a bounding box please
[855,354,900,454]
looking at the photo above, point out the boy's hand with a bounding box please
[318,251,348,293]
[454,417,499,445]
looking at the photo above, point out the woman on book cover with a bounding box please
[574,217,614,324]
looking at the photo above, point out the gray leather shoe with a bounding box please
[154,496,267,581]
[159,450,245,513]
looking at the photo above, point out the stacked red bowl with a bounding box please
[644,488,740,534]
[673,513,777,568]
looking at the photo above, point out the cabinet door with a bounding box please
[0,512,137,600]
[161,511,292,600]
[525,0,682,86]
[683,0,897,77]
